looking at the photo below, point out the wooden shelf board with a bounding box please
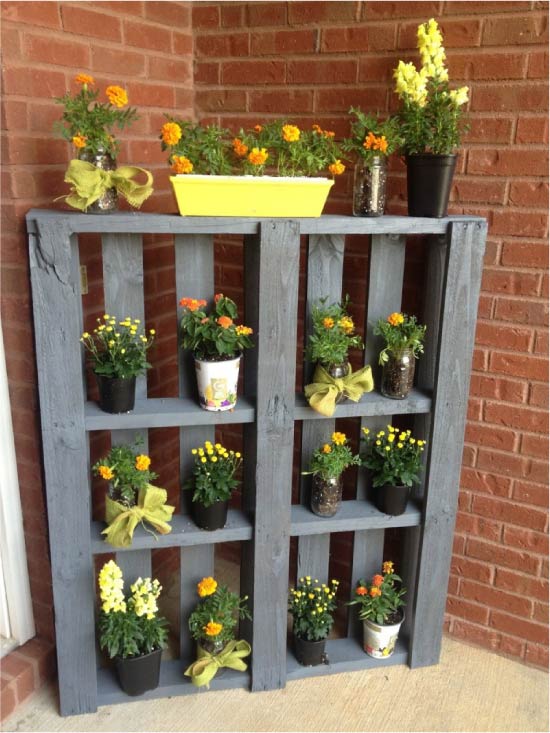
[290,500,422,536]
[97,659,249,706]
[84,396,255,430]
[294,388,432,420]
[91,509,253,554]
[286,636,409,680]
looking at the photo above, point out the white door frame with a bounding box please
[0,319,35,649]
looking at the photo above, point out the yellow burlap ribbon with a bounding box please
[62,159,154,211]
[304,363,374,417]
[102,484,175,548]
[184,640,251,689]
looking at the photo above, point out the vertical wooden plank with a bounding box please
[174,234,216,661]
[349,234,406,638]
[298,234,345,585]
[30,218,97,715]
[241,221,300,692]
[102,234,150,585]
[409,220,487,668]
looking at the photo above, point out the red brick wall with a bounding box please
[191,0,549,669]
[0,0,547,693]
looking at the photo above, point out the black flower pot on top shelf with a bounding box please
[191,498,229,531]
[375,484,410,517]
[406,153,457,218]
[96,374,136,414]
[114,647,162,697]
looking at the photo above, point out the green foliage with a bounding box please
[185,440,242,507]
[304,432,360,481]
[93,442,157,506]
[373,312,426,365]
[306,296,363,367]
[288,577,339,641]
[188,577,251,645]
[360,425,426,488]
[161,118,233,175]
[347,561,406,625]
[342,107,402,167]
[179,294,253,361]
[80,314,155,379]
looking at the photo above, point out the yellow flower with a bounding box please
[135,454,151,471]
[376,440,381,446]
[106,85,128,108]
[235,452,241,458]
[338,316,354,334]
[197,577,217,597]
[192,449,198,455]
[248,147,268,165]
[172,155,193,174]
[75,73,94,86]
[385,446,391,451]
[383,560,394,575]
[328,159,345,176]
[150,329,156,335]
[387,434,395,443]
[98,465,114,481]
[204,621,223,636]
[322,444,332,454]
[397,442,404,448]
[449,86,469,107]
[72,134,87,149]
[82,331,89,338]
[323,317,334,329]
[410,438,416,444]
[211,456,218,463]
[362,427,370,435]
[332,432,346,446]
[282,124,300,142]
[387,312,405,326]
[200,457,207,463]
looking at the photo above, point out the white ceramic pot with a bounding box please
[362,612,404,659]
[194,355,241,411]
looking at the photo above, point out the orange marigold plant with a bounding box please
[180,294,253,361]
[188,578,250,646]
[347,561,406,625]
[343,106,401,169]
[93,442,158,507]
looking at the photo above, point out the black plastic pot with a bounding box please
[96,374,136,414]
[375,483,410,516]
[406,154,457,218]
[292,634,327,667]
[192,499,229,531]
[114,648,162,696]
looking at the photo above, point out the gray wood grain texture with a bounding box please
[29,220,97,715]
[291,501,421,535]
[241,221,300,692]
[174,234,217,660]
[298,234,345,585]
[294,387,431,420]
[409,220,487,668]
[101,234,151,585]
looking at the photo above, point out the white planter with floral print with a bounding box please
[194,355,240,411]
[362,611,404,659]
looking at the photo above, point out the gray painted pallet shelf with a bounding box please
[27,209,487,716]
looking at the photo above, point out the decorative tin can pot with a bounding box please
[194,354,241,411]
[362,611,404,659]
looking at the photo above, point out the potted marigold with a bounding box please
[159,117,345,217]
[185,577,251,687]
[394,18,469,217]
[93,443,175,547]
[80,314,155,413]
[373,312,426,399]
[288,577,339,666]
[54,73,152,213]
[347,561,406,659]
[342,107,402,216]
[361,425,426,516]
[303,432,360,517]
[97,560,169,696]
[185,440,242,530]
[179,294,253,411]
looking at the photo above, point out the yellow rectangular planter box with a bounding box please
[170,175,334,217]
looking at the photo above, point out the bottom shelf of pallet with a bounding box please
[286,636,409,680]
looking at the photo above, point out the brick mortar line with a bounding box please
[449,574,546,604]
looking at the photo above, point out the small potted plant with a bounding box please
[288,576,339,666]
[160,118,345,217]
[342,107,401,216]
[347,561,406,659]
[361,425,426,515]
[393,18,469,217]
[303,432,360,517]
[185,576,251,687]
[94,443,175,547]
[97,560,168,696]
[185,441,242,530]
[54,73,152,213]
[179,294,253,411]
[305,297,374,416]
[373,312,426,399]
[80,314,155,413]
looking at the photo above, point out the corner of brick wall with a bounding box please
[1,638,56,723]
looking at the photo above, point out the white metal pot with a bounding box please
[362,611,404,659]
[194,355,241,411]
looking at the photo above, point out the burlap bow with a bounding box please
[304,363,374,417]
[61,159,154,211]
[102,484,175,548]
[184,639,251,688]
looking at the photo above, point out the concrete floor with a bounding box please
[3,636,548,733]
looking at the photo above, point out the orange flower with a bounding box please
[324,130,335,138]
[197,577,217,597]
[364,132,388,153]
[387,312,404,327]
[106,85,128,108]
[254,124,263,133]
[323,317,334,329]
[179,297,207,311]
[75,73,94,86]
[204,621,223,636]
[135,454,151,471]
[171,155,193,174]
[356,586,368,596]
[372,574,384,588]
[248,147,268,166]
[331,432,346,446]
[217,316,233,329]
[200,317,209,324]
[370,586,382,597]
[162,121,182,146]
[214,293,223,303]
[312,123,323,134]
[322,444,332,454]
[328,160,345,176]
[72,134,87,149]
[232,138,248,157]
[383,560,394,575]
[98,465,114,481]
[377,136,388,153]
[282,124,300,142]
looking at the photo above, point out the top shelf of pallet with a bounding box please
[26,210,486,236]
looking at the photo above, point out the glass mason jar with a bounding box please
[78,147,118,213]
[353,157,388,217]
[381,347,415,399]
[324,360,349,404]
[198,636,225,656]
[310,474,343,517]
